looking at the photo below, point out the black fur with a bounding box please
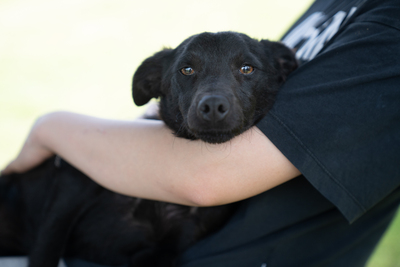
[0,32,297,267]
[133,32,297,143]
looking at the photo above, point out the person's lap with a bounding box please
[0,257,65,267]
[0,257,126,267]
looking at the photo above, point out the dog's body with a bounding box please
[0,32,297,267]
[0,157,236,266]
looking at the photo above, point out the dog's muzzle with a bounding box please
[197,95,230,123]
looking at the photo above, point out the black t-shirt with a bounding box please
[179,0,400,266]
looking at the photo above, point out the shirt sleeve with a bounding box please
[257,9,400,223]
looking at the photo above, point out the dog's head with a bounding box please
[132,32,297,143]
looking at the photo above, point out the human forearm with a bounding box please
[3,111,300,206]
[27,112,193,204]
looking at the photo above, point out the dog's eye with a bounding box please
[240,65,254,75]
[180,67,195,76]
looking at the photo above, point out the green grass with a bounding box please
[0,0,398,265]
[367,209,400,267]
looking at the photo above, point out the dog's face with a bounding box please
[132,32,297,143]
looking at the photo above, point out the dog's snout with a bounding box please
[197,95,230,122]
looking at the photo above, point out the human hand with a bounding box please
[1,117,54,175]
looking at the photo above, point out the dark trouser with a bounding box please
[0,257,127,267]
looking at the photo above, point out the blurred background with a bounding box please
[0,0,398,265]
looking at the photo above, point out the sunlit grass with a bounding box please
[0,0,398,265]
[367,210,400,267]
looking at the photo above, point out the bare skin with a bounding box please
[2,111,300,206]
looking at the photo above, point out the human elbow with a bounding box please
[179,174,225,207]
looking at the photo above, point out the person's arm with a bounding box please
[2,111,300,206]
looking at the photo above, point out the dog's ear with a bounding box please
[132,49,173,106]
[261,40,298,83]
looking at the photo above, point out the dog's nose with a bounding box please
[197,95,230,122]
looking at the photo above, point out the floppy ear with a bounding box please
[261,40,298,83]
[132,49,173,106]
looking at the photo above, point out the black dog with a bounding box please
[0,32,297,267]
[133,32,297,143]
